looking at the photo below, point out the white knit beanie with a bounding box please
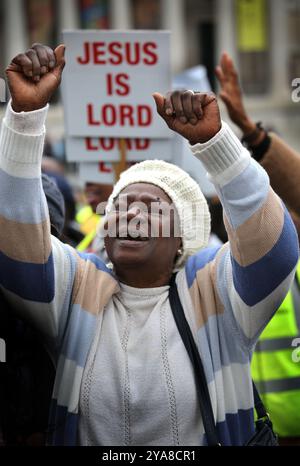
[106,160,211,269]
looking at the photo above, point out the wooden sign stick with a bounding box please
[113,138,127,182]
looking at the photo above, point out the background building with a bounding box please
[1,0,300,150]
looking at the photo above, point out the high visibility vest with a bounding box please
[75,205,101,252]
[251,261,300,437]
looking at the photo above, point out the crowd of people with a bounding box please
[0,43,300,447]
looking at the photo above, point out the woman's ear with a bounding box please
[175,239,183,261]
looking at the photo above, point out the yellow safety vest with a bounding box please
[251,261,300,437]
[75,205,101,252]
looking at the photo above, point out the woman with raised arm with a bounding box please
[0,44,298,446]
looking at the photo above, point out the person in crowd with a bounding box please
[45,171,78,247]
[0,43,298,446]
[41,155,81,247]
[215,52,300,216]
[207,196,228,245]
[76,182,113,252]
[0,174,65,445]
[216,52,300,444]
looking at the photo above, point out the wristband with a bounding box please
[250,133,271,162]
[241,121,264,147]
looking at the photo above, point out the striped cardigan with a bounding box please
[0,102,298,446]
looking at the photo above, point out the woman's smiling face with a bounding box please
[104,183,182,273]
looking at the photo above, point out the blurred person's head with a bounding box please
[43,172,76,226]
[85,182,113,213]
[42,174,65,238]
[207,196,228,244]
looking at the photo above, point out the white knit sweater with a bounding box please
[78,279,202,446]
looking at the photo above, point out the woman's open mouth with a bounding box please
[116,231,150,246]
[117,238,150,248]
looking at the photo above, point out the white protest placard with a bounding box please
[62,30,172,138]
[66,137,172,162]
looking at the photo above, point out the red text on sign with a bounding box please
[98,162,113,173]
[106,73,130,96]
[77,41,158,66]
[87,104,152,127]
[85,138,151,152]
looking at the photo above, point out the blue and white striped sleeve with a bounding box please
[190,122,299,349]
[0,102,76,354]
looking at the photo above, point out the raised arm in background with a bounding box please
[215,52,300,216]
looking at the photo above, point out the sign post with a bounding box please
[113,138,127,182]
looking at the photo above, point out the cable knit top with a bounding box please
[79,282,202,446]
[0,102,298,445]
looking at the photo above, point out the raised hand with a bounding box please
[215,52,255,135]
[6,43,65,112]
[153,90,221,145]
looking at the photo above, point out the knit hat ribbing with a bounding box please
[106,160,211,269]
